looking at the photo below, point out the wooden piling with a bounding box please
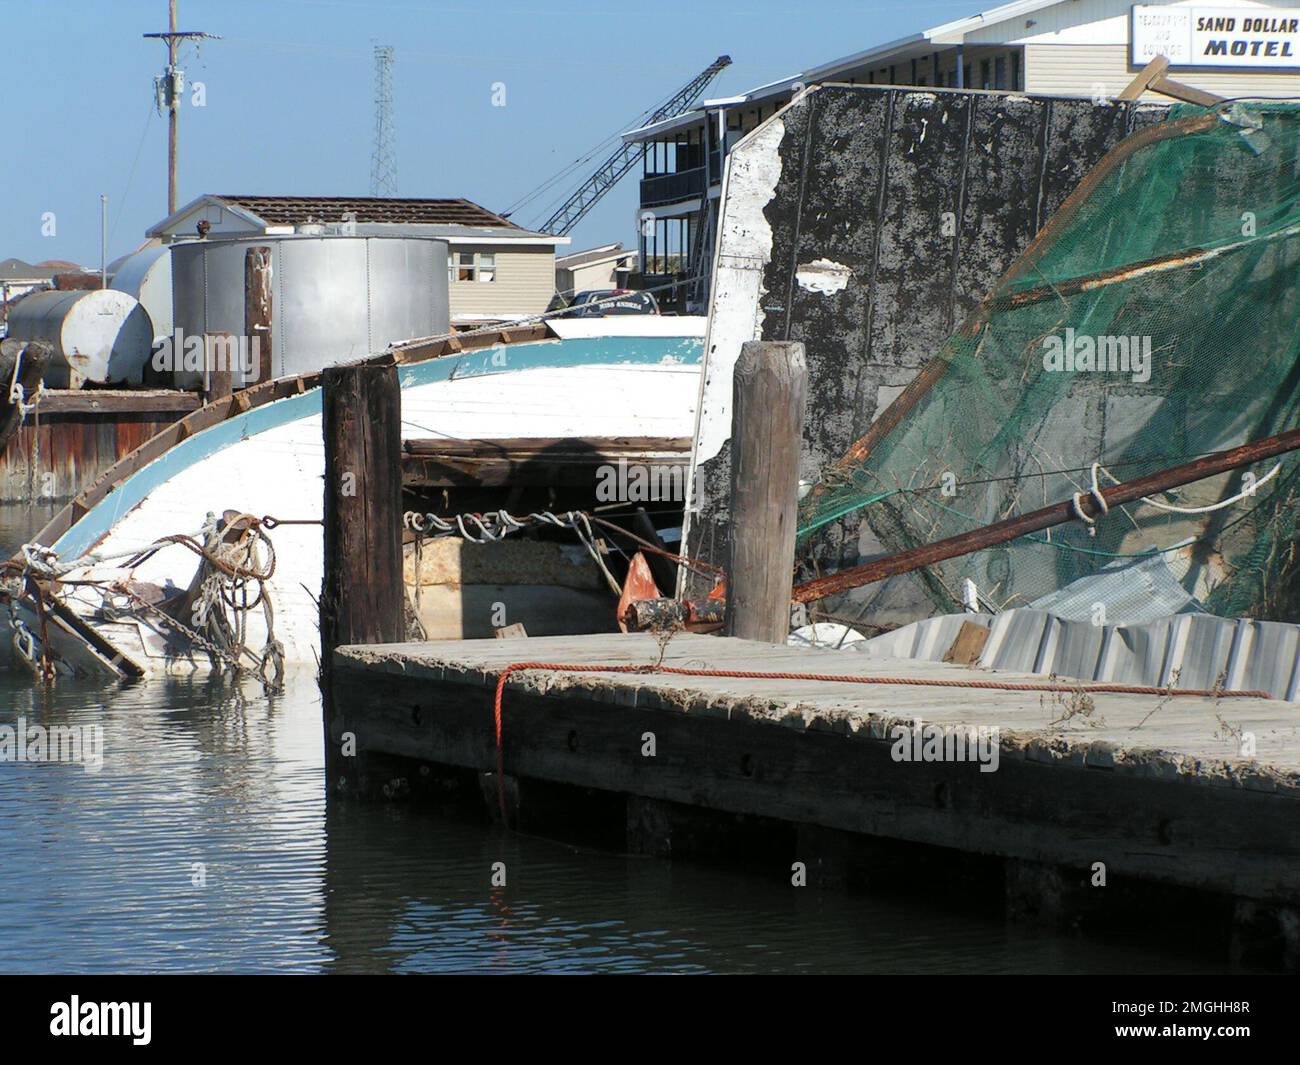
[203,333,233,404]
[724,340,807,643]
[320,361,405,785]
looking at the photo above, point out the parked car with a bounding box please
[564,289,659,317]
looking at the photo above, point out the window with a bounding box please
[995,56,1006,90]
[449,251,497,283]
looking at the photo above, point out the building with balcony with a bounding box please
[624,0,1300,306]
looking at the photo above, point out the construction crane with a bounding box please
[536,55,732,237]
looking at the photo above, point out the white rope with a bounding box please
[1093,460,1281,515]
[401,507,624,595]
[7,345,43,417]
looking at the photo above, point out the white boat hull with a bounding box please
[11,331,703,677]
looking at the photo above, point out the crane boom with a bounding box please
[537,55,732,237]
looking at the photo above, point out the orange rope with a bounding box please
[489,660,1268,820]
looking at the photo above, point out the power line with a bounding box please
[499,75,704,219]
[528,56,732,236]
[143,0,218,216]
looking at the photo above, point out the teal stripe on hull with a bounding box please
[54,335,703,561]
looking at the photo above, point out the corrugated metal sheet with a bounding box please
[1026,548,1203,624]
[853,608,1300,701]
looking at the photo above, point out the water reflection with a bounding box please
[0,504,1245,974]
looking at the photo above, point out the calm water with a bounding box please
[0,504,1240,973]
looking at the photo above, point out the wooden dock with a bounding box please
[316,355,1300,966]
[330,631,1300,953]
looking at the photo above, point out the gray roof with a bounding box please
[0,258,56,281]
[149,194,562,242]
[556,244,632,268]
[218,195,520,228]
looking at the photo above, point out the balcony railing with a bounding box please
[640,167,707,207]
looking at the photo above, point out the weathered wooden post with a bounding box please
[244,247,273,386]
[320,361,405,788]
[724,340,807,643]
[203,333,233,405]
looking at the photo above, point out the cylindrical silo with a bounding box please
[110,244,173,344]
[169,235,450,389]
[5,289,153,389]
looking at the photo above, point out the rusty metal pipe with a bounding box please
[793,427,1300,604]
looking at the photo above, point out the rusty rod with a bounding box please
[792,427,1300,604]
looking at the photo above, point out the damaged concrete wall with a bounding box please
[683,84,1168,624]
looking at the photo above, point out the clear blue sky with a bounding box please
[1,0,985,266]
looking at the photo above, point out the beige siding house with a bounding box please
[791,0,1300,99]
[554,243,637,301]
[448,244,560,319]
[148,195,568,326]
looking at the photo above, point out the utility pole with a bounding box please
[370,45,397,197]
[100,195,108,288]
[144,1,218,216]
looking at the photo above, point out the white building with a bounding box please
[624,0,1300,300]
[795,0,1300,99]
[0,258,58,337]
[554,243,637,301]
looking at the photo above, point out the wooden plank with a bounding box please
[943,621,989,666]
[1118,55,1170,101]
[203,333,234,404]
[29,390,201,415]
[403,435,691,457]
[1151,74,1224,107]
[402,435,692,488]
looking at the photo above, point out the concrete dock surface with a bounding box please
[329,632,1300,924]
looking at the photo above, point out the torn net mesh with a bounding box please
[798,103,1300,620]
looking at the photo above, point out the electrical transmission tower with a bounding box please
[370,45,397,198]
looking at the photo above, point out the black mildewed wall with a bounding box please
[686,85,1168,623]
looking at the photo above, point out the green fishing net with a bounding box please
[798,103,1300,620]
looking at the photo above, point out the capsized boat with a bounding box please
[2,320,704,679]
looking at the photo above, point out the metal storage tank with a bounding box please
[169,235,449,388]
[110,243,173,344]
[5,289,153,388]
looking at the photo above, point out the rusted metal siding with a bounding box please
[684,85,1168,622]
[0,412,183,504]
